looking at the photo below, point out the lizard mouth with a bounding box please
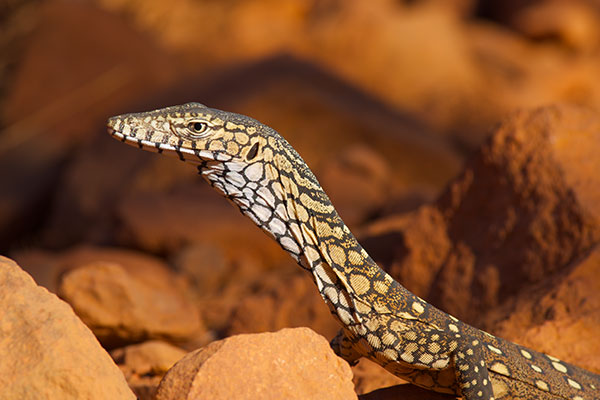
[107,120,221,163]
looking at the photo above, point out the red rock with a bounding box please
[351,359,405,395]
[0,256,135,399]
[359,383,455,400]
[318,145,391,227]
[511,0,600,52]
[155,328,357,400]
[58,260,203,347]
[363,105,600,324]
[489,245,600,374]
[111,340,187,400]
[225,270,339,340]
[12,245,189,294]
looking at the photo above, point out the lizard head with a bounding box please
[107,102,270,165]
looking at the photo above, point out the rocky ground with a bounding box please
[1,0,600,399]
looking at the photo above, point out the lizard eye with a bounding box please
[187,121,209,135]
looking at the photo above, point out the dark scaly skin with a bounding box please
[108,103,600,400]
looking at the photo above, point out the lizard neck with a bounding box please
[198,150,411,327]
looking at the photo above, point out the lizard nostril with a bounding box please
[246,142,259,160]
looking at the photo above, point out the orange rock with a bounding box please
[13,245,189,293]
[58,260,203,347]
[155,328,357,400]
[351,359,405,395]
[111,340,187,400]
[225,270,339,340]
[319,145,391,227]
[490,245,600,374]
[363,105,600,324]
[361,206,451,299]
[359,383,456,400]
[0,256,135,399]
[511,0,600,52]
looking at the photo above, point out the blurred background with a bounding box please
[2,0,600,395]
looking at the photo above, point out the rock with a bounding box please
[363,105,600,324]
[1,0,180,251]
[172,243,230,296]
[117,179,290,265]
[12,245,188,293]
[351,359,405,395]
[111,340,187,400]
[225,269,339,340]
[511,0,600,52]
[318,145,391,227]
[489,245,600,373]
[359,383,456,400]
[155,328,357,400]
[58,260,204,347]
[0,256,135,399]
[360,207,451,299]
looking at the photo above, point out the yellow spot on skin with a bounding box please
[328,244,347,267]
[472,340,479,346]
[574,397,584,400]
[355,299,371,314]
[552,361,567,373]
[295,204,309,222]
[491,378,509,397]
[466,348,474,356]
[405,342,418,353]
[403,330,417,341]
[432,358,449,369]
[520,349,532,359]
[381,332,396,346]
[246,126,256,134]
[412,302,425,314]
[383,349,397,360]
[373,280,389,294]
[448,324,459,332]
[347,250,362,265]
[367,334,381,349]
[419,353,434,364]
[209,140,224,151]
[487,345,503,354]
[349,274,371,295]
[223,130,234,141]
[428,342,441,353]
[490,362,509,376]
[226,141,239,154]
[535,380,549,391]
[401,352,414,363]
[225,121,243,131]
[547,355,560,362]
[531,365,542,373]
[338,308,352,325]
[568,379,582,390]
[234,132,249,144]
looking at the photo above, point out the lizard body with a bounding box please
[108,103,600,400]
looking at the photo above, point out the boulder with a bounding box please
[155,328,357,400]
[363,105,600,324]
[489,245,600,374]
[112,340,187,400]
[0,256,135,399]
[58,260,203,347]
